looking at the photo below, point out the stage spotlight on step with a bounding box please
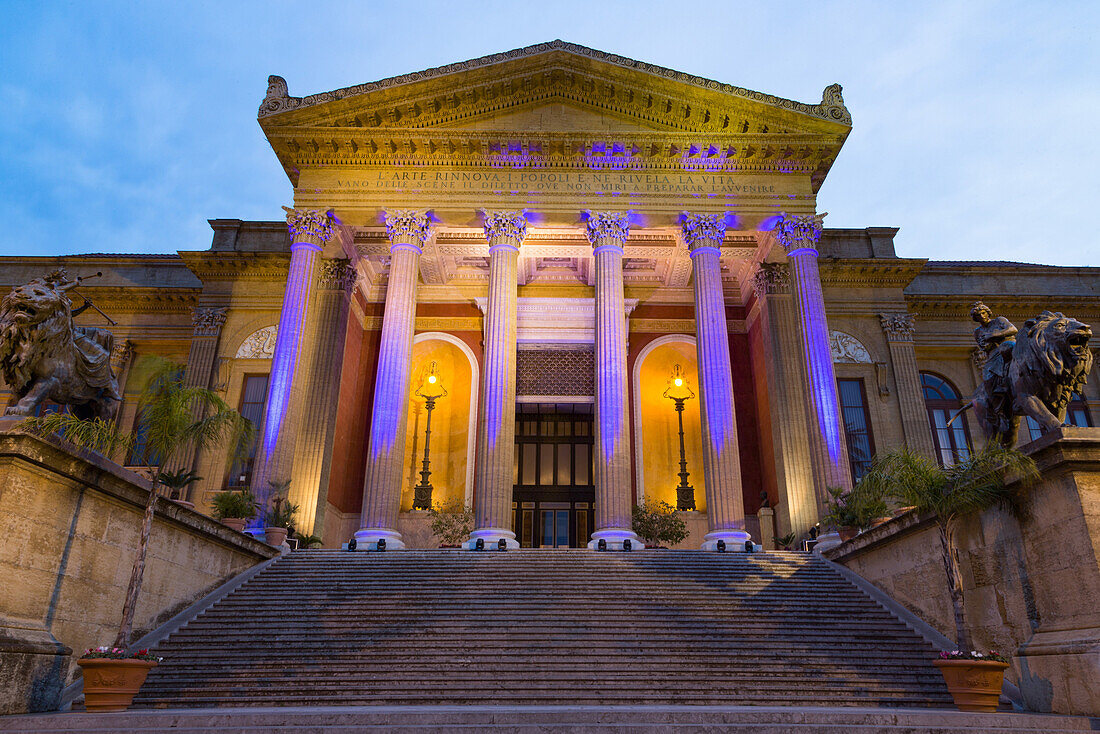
[347,538,357,552]
[716,540,726,553]
[597,538,607,551]
[475,538,485,551]
[498,538,507,551]
[744,540,754,553]
[376,538,386,552]
[623,539,632,551]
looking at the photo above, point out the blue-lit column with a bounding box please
[681,213,750,550]
[586,211,644,551]
[774,213,852,493]
[468,211,526,550]
[355,210,432,550]
[251,208,333,520]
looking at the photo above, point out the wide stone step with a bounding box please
[8,705,1094,733]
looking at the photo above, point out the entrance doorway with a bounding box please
[512,403,595,548]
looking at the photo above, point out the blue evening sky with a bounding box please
[1,1,1096,265]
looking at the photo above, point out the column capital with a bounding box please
[384,209,432,249]
[481,210,528,249]
[318,259,358,293]
[584,210,630,247]
[191,306,228,337]
[751,262,791,297]
[283,206,336,246]
[774,212,825,256]
[680,212,727,250]
[879,312,917,342]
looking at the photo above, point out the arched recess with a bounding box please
[402,332,479,510]
[631,334,706,511]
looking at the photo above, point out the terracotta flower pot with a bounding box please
[837,526,859,541]
[77,658,158,712]
[933,658,1008,712]
[264,527,288,546]
[220,517,247,532]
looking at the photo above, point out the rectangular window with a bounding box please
[837,378,875,482]
[227,374,269,486]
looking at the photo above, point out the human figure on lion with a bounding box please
[0,269,121,420]
[955,304,1093,447]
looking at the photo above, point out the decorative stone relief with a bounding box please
[318,260,358,292]
[750,263,791,296]
[110,339,134,373]
[192,307,228,338]
[235,326,278,359]
[482,210,528,244]
[773,213,825,253]
[680,212,726,248]
[879,313,917,342]
[830,331,873,364]
[283,207,335,243]
[384,209,432,245]
[584,211,630,245]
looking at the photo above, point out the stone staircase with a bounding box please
[127,549,956,709]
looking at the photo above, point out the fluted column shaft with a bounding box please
[586,211,643,550]
[469,211,525,550]
[880,313,937,460]
[681,214,749,549]
[251,209,334,518]
[356,210,431,550]
[752,264,818,538]
[289,261,356,538]
[776,214,852,492]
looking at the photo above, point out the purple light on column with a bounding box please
[262,241,320,455]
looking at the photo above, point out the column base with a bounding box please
[353,527,406,550]
[465,528,519,550]
[587,528,644,551]
[701,529,752,552]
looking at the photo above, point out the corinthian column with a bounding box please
[468,211,525,550]
[585,211,643,550]
[355,210,431,550]
[289,260,357,538]
[681,213,750,550]
[251,208,334,518]
[774,213,852,492]
[751,263,818,538]
[879,312,937,460]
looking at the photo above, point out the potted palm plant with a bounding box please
[263,480,299,547]
[155,468,202,510]
[211,487,258,532]
[857,443,1038,712]
[632,498,689,548]
[21,356,253,711]
[821,484,888,541]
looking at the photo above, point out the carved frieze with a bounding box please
[283,207,335,243]
[584,211,630,245]
[192,307,228,337]
[830,331,873,363]
[235,326,278,359]
[751,262,791,297]
[680,212,726,249]
[879,313,917,342]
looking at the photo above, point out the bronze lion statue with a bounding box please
[0,270,121,420]
[967,308,1093,446]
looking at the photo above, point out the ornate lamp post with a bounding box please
[412,361,447,511]
[663,364,696,511]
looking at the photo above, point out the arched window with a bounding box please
[1024,392,1094,441]
[921,372,971,466]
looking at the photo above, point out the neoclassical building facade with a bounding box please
[3,42,1097,550]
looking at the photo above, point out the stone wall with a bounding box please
[0,423,276,714]
[824,427,1100,716]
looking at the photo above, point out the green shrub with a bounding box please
[212,488,258,520]
[631,498,689,548]
[428,497,474,546]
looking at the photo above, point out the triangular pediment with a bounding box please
[436,100,670,133]
[259,41,851,136]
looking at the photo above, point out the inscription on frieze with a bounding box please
[330,170,779,196]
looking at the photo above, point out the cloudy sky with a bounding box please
[1,1,1096,265]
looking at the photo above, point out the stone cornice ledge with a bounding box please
[822,509,937,564]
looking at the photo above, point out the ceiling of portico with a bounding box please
[259,40,852,207]
[351,225,760,295]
